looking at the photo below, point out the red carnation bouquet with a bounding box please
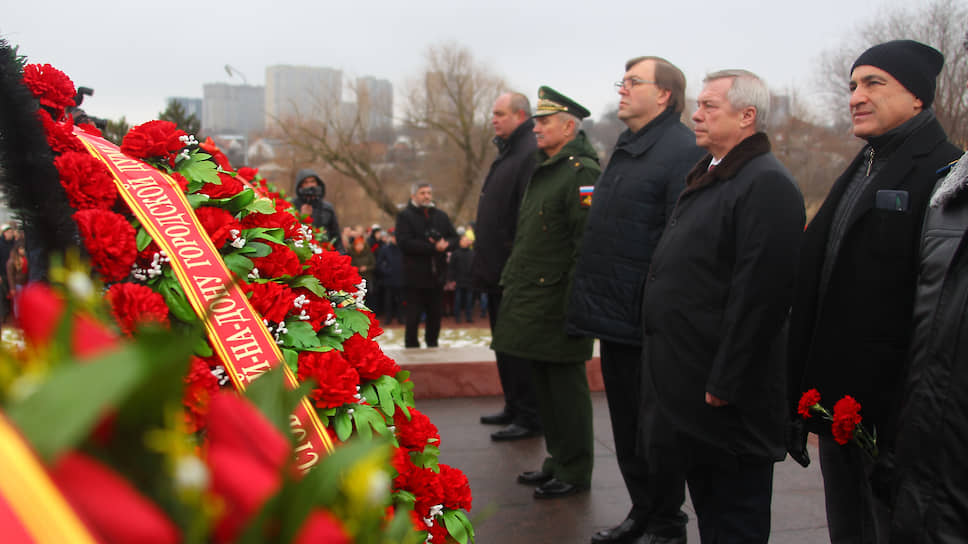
[10,59,475,543]
[798,389,878,458]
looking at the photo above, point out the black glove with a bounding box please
[786,418,810,468]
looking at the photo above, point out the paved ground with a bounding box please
[419,393,829,544]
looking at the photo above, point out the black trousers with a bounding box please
[602,341,686,535]
[818,434,890,544]
[687,458,774,544]
[404,286,442,347]
[486,289,540,429]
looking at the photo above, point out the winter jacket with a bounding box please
[566,108,703,345]
[291,168,341,251]
[492,131,600,363]
[889,154,968,543]
[448,247,475,289]
[642,133,805,460]
[395,202,458,289]
[472,119,536,290]
[788,113,960,438]
[376,243,404,288]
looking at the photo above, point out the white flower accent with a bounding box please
[248,268,260,280]
[293,294,309,308]
[174,455,209,491]
[298,310,310,321]
[230,237,246,249]
[293,239,305,248]
[178,134,199,146]
[210,365,230,386]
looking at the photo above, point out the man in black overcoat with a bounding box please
[641,70,805,543]
[787,40,960,544]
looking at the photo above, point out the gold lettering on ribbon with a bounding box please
[74,130,333,468]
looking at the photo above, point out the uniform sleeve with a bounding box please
[568,165,600,260]
[705,173,805,404]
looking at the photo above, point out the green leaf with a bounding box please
[316,330,345,350]
[136,227,153,252]
[179,153,220,185]
[350,403,388,442]
[192,335,213,357]
[279,320,321,350]
[372,375,398,417]
[290,242,312,263]
[442,510,471,544]
[281,348,298,373]
[186,193,210,209]
[6,329,191,462]
[288,275,327,298]
[241,227,285,245]
[333,410,353,441]
[223,252,254,278]
[223,190,256,214]
[238,241,272,258]
[244,366,315,438]
[360,383,379,405]
[411,444,440,470]
[158,277,198,323]
[246,198,276,215]
[335,307,370,337]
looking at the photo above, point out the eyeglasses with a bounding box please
[614,77,657,91]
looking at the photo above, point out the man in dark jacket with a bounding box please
[566,56,703,544]
[787,40,960,544]
[493,86,600,500]
[889,152,967,544]
[472,92,542,441]
[641,70,804,543]
[291,169,342,252]
[395,183,458,348]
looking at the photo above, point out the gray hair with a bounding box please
[411,182,432,195]
[560,112,582,132]
[508,92,531,116]
[704,69,770,131]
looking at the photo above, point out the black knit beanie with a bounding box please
[851,40,944,108]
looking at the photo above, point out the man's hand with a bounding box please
[299,203,313,216]
[434,239,449,252]
[705,392,728,407]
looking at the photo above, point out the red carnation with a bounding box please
[199,137,232,171]
[831,396,863,445]
[439,464,472,511]
[74,209,137,282]
[106,283,170,336]
[121,120,186,161]
[305,250,362,293]
[245,281,296,324]
[401,466,444,520]
[198,172,245,200]
[237,167,259,182]
[250,241,302,279]
[16,284,118,358]
[363,310,384,339]
[22,63,76,115]
[296,350,360,409]
[54,151,118,210]
[241,210,301,240]
[393,407,440,452]
[37,109,86,153]
[391,447,415,487]
[183,355,221,433]
[798,389,822,419]
[293,510,350,544]
[170,172,190,192]
[194,206,242,248]
[292,288,335,332]
[342,333,400,381]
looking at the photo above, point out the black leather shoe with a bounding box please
[479,411,513,425]
[590,518,647,543]
[642,533,687,544]
[490,424,542,441]
[533,478,588,499]
[516,470,553,486]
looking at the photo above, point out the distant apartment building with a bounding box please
[264,65,342,128]
[356,76,393,143]
[202,83,265,135]
[167,97,203,121]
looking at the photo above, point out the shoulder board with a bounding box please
[568,156,598,171]
[937,158,959,177]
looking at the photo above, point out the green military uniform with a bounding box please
[492,87,600,488]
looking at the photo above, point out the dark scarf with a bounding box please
[683,132,771,194]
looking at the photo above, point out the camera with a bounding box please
[297,184,323,202]
[425,228,442,242]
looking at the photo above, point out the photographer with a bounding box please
[395,182,458,348]
[291,169,342,252]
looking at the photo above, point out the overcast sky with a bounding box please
[4,0,903,127]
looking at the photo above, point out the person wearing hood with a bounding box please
[291,169,342,252]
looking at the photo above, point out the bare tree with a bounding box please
[270,79,403,219]
[403,42,507,222]
[812,0,968,145]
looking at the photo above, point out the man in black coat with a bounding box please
[395,183,458,348]
[787,40,960,544]
[472,92,543,440]
[641,70,804,544]
[566,56,702,544]
[291,169,342,252]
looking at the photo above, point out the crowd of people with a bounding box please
[293,38,964,544]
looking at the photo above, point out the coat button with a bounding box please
[670,218,677,226]
[649,274,656,281]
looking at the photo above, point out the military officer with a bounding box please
[492,86,600,499]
